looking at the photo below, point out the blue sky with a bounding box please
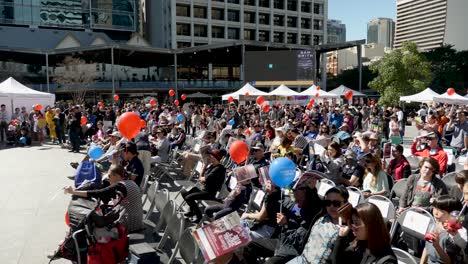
[328,0,396,41]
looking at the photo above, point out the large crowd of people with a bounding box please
[2,98,467,263]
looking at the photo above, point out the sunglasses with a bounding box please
[324,200,343,207]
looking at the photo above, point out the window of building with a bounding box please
[287,33,297,44]
[228,0,240,4]
[301,18,311,29]
[212,8,224,20]
[176,4,190,17]
[194,6,207,18]
[245,0,256,6]
[314,3,323,15]
[313,19,323,30]
[287,16,297,27]
[313,35,322,45]
[177,42,191,48]
[273,32,284,43]
[176,23,190,36]
[259,30,270,42]
[301,34,311,45]
[274,0,284,9]
[301,2,311,13]
[194,42,207,46]
[212,26,225,38]
[244,29,256,40]
[259,0,269,8]
[259,13,270,25]
[228,10,240,21]
[273,15,284,26]
[194,24,207,37]
[287,0,297,11]
[244,11,255,23]
[228,27,240,39]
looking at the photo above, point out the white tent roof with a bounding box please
[221,83,268,100]
[400,88,440,103]
[268,84,301,96]
[0,77,55,112]
[433,92,468,105]
[300,85,339,98]
[328,85,367,97]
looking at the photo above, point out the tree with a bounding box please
[0,61,29,84]
[369,42,432,106]
[54,56,98,104]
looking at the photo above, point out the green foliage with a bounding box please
[369,42,432,106]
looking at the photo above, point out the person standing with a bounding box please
[68,106,82,153]
[0,104,10,142]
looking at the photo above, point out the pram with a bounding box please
[6,123,19,145]
[49,189,129,264]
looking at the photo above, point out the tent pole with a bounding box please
[45,53,50,93]
[111,47,115,97]
[174,53,178,98]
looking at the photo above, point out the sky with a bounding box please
[328,0,397,41]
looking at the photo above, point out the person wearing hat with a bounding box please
[329,107,343,129]
[368,133,382,157]
[411,131,448,176]
[181,148,226,223]
[269,127,285,152]
[150,128,170,165]
[436,107,449,137]
[341,150,365,187]
[122,142,145,186]
[248,143,270,187]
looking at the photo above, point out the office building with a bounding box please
[146,0,328,49]
[327,19,346,43]
[394,0,468,51]
[367,18,394,48]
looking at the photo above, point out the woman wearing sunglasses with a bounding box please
[332,203,397,264]
[287,186,350,264]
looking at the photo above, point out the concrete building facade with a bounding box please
[394,0,468,51]
[327,19,346,44]
[367,17,394,48]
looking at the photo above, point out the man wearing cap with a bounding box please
[150,128,170,164]
[341,150,365,187]
[122,142,145,186]
[411,131,448,176]
[329,107,343,129]
[181,148,226,223]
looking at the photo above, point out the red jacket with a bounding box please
[387,156,411,181]
[411,141,448,175]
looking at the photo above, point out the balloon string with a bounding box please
[280,188,283,214]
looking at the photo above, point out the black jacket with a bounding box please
[332,237,397,264]
[202,164,226,196]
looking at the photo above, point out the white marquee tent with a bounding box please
[399,88,440,103]
[300,85,339,98]
[0,77,55,113]
[328,85,367,97]
[433,92,468,105]
[221,83,268,100]
[268,84,301,96]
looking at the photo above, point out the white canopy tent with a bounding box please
[399,88,440,103]
[221,83,268,100]
[433,92,468,105]
[268,84,301,96]
[328,85,367,97]
[0,77,55,113]
[300,85,339,98]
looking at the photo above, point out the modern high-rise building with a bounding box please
[367,18,394,48]
[394,0,468,51]
[146,0,328,49]
[327,19,346,43]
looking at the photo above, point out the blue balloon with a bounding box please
[229,119,235,126]
[269,157,296,188]
[177,114,184,122]
[89,146,104,160]
[19,137,26,144]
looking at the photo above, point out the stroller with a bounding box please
[49,188,129,264]
[6,122,19,145]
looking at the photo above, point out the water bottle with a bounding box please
[447,211,462,233]
[241,219,250,233]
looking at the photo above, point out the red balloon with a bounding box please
[307,103,313,110]
[229,140,249,164]
[344,90,354,101]
[309,98,315,104]
[169,89,176,97]
[65,211,70,227]
[262,103,270,113]
[181,94,187,101]
[174,99,180,106]
[447,88,455,96]
[113,94,119,101]
[150,99,157,106]
[228,96,234,103]
[35,104,42,111]
[140,119,146,128]
[256,95,265,105]
[245,92,250,96]
[80,116,87,125]
[315,93,319,97]
[317,86,321,91]
[276,102,281,108]
[244,129,252,136]
[118,112,142,139]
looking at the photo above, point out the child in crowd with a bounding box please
[420,195,466,264]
